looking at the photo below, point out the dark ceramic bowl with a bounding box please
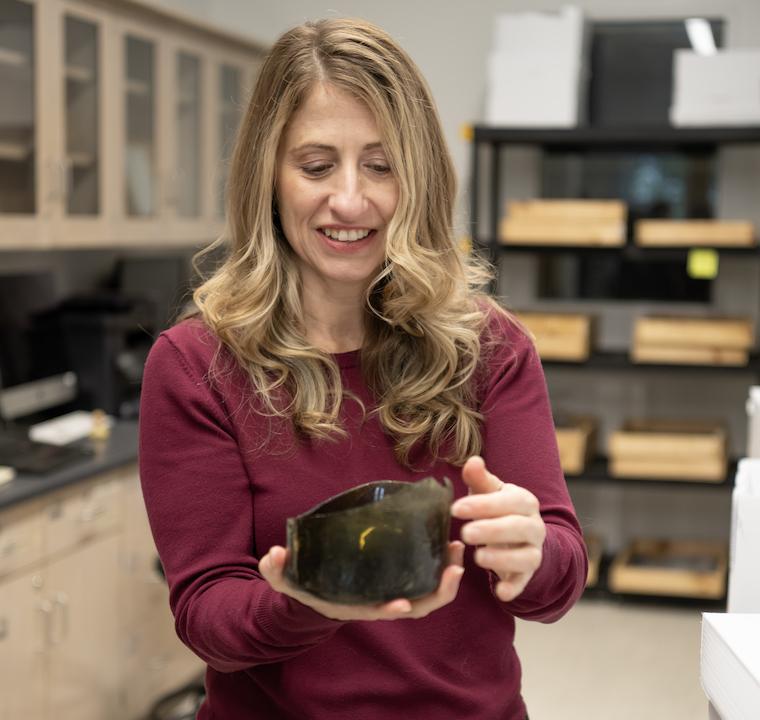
[284,477,453,604]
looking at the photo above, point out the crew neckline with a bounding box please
[332,348,361,369]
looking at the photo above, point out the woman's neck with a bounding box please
[301,284,366,354]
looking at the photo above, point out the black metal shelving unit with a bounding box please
[469,124,760,605]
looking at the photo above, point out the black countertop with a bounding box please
[0,420,139,511]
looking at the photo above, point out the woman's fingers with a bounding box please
[461,514,545,547]
[474,544,543,575]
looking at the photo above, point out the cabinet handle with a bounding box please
[0,539,16,558]
[80,503,106,524]
[39,600,54,648]
[0,616,7,641]
[53,591,70,643]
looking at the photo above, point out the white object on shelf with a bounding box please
[0,465,16,486]
[746,387,760,458]
[701,613,760,720]
[670,49,760,127]
[727,458,760,612]
[29,410,113,446]
[485,5,589,127]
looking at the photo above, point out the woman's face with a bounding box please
[275,83,399,297]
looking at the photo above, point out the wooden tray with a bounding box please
[635,219,756,247]
[515,312,592,361]
[500,218,625,246]
[555,415,597,475]
[633,316,754,351]
[507,200,627,221]
[609,539,727,599]
[631,344,748,367]
[608,420,727,482]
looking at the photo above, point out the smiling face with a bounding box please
[275,83,399,301]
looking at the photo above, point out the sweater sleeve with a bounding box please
[138,330,344,672]
[479,315,588,623]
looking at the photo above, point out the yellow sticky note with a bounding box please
[458,235,472,255]
[460,123,474,142]
[687,249,719,279]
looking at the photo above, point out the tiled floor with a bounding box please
[516,598,710,720]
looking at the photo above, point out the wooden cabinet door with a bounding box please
[44,534,122,720]
[0,570,46,720]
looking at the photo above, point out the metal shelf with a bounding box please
[566,456,736,489]
[473,125,760,149]
[542,351,760,375]
[482,240,760,259]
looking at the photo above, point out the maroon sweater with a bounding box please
[138,312,587,720]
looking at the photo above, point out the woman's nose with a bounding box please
[328,169,367,218]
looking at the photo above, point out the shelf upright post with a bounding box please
[489,140,501,294]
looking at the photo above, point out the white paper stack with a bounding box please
[485,6,589,127]
[671,49,760,127]
[727,458,760,612]
[701,613,760,720]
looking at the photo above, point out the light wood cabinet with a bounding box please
[0,569,46,720]
[0,0,265,250]
[0,463,204,720]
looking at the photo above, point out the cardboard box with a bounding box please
[633,316,754,351]
[670,49,760,126]
[727,459,760,612]
[635,220,756,247]
[608,419,727,483]
[609,538,727,599]
[485,7,589,127]
[555,415,596,475]
[515,312,592,361]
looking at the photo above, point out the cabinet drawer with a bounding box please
[44,475,125,557]
[0,502,44,578]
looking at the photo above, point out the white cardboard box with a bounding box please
[701,613,760,720]
[485,6,589,127]
[671,49,760,126]
[727,458,760,612]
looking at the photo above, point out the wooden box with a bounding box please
[608,419,727,482]
[515,312,592,361]
[635,219,756,247]
[500,200,626,247]
[609,539,727,599]
[555,415,597,475]
[584,533,603,589]
[632,316,754,367]
[633,316,754,350]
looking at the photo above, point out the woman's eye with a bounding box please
[367,163,391,175]
[301,164,331,177]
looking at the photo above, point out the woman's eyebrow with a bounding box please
[289,142,384,154]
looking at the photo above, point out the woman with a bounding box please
[139,17,587,720]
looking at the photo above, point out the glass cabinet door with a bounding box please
[0,0,35,215]
[125,34,156,217]
[217,63,242,217]
[64,14,99,215]
[176,51,201,218]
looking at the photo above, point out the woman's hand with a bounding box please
[451,456,546,602]
[258,540,465,622]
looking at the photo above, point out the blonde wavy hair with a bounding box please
[192,18,506,467]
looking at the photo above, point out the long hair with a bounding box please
[192,17,505,466]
